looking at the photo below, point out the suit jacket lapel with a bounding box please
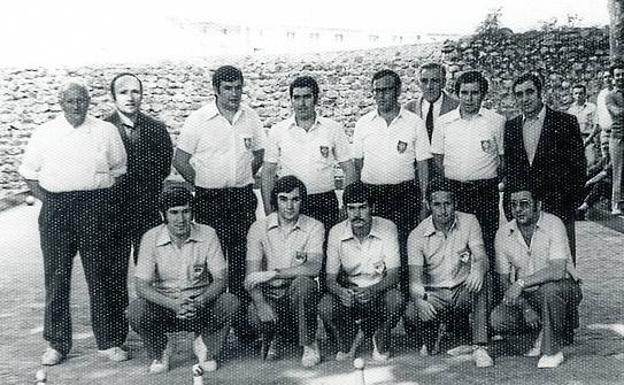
[532,107,552,168]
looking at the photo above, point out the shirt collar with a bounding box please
[206,100,243,123]
[116,110,135,128]
[266,212,304,231]
[523,105,546,123]
[507,211,544,236]
[368,106,407,123]
[422,215,459,237]
[61,114,93,132]
[155,223,205,246]
[340,217,382,241]
[286,115,321,131]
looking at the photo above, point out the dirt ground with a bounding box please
[1,201,623,385]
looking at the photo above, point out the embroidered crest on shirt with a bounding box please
[319,145,330,158]
[397,141,407,154]
[372,261,386,276]
[243,137,253,150]
[192,264,205,278]
[294,251,308,265]
[480,139,496,155]
[457,248,471,263]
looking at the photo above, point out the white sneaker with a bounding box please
[537,351,564,368]
[524,331,543,358]
[149,347,171,374]
[301,342,321,368]
[193,335,217,372]
[372,334,390,362]
[98,346,129,362]
[41,347,63,366]
[472,346,493,368]
[419,345,429,357]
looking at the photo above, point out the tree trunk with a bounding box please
[609,0,624,61]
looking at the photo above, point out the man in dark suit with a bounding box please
[504,73,586,264]
[105,72,173,264]
[405,62,460,142]
[405,63,459,179]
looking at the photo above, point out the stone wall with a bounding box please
[0,27,610,198]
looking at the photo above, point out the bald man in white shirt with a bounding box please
[20,80,128,365]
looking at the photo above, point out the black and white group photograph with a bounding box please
[0,0,623,384]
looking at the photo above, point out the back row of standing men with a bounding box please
[20,61,600,372]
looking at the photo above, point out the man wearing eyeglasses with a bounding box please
[491,183,582,369]
[352,69,432,294]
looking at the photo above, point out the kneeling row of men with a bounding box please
[128,175,582,374]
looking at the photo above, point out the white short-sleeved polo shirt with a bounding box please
[431,108,505,181]
[326,216,400,288]
[177,101,265,189]
[265,116,351,194]
[352,108,432,185]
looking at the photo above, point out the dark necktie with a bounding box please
[426,102,434,141]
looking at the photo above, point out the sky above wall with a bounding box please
[0,0,610,67]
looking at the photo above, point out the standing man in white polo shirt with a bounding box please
[19,79,128,365]
[262,75,355,235]
[431,70,505,299]
[174,65,265,339]
[352,69,432,293]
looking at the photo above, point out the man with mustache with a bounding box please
[19,79,127,365]
[105,72,173,265]
[319,182,405,362]
[404,177,492,367]
[245,175,324,367]
[174,65,265,340]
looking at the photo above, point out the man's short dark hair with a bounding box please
[270,175,308,210]
[506,176,540,200]
[454,70,488,95]
[426,177,455,202]
[212,65,244,91]
[609,60,624,76]
[371,69,402,92]
[572,84,586,94]
[158,186,194,214]
[512,73,543,96]
[289,76,319,103]
[110,72,143,100]
[419,62,447,79]
[343,181,372,207]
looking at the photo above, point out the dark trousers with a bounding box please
[128,293,240,360]
[318,288,405,353]
[301,191,340,235]
[584,180,611,207]
[248,277,319,347]
[404,283,489,348]
[449,178,500,301]
[114,205,162,265]
[490,280,582,355]
[39,189,128,355]
[194,185,257,302]
[366,182,421,293]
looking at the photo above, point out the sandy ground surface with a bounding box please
[1,199,623,385]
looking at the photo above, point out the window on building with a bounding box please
[335,33,343,42]
[310,32,320,40]
[369,35,379,42]
[287,31,295,39]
